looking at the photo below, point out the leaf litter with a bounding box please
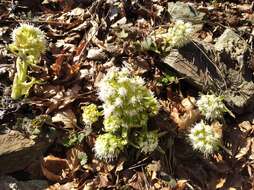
[0,0,254,189]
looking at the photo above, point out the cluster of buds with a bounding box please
[92,67,159,160]
[81,104,101,126]
[9,24,47,99]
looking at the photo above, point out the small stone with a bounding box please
[214,29,248,59]
[168,2,205,24]
[87,48,106,60]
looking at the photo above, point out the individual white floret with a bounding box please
[94,133,126,161]
[197,94,227,120]
[137,131,159,154]
[188,120,222,156]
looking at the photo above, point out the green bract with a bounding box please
[9,24,46,100]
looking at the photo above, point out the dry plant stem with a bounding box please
[0,19,73,26]
[219,144,232,156]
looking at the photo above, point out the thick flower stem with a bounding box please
[11,58,28,100]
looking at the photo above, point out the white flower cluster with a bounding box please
[188,120,221,156]
[197,94,227,120]
[137,131,159,154]
[81,104,101,126]
[158,20,193,48]
[188,94,229,156]
[94,67,160,160]
[98,67,159,132]
[94,133,127,161]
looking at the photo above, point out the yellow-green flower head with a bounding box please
[188,120,222,156]
[94,133,127,161]
[98,67,159,132]
[197,94,227,120]
[81,104,101,126]
[10,23,46,58]
[137,131,159,154]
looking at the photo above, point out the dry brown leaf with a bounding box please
[46,181,78,190]
[211,121,223,138]
[51,51,66,76]
[97,173,112,188]
[41,155,69,182]
[216,178,226,189]
[146,161,161,180]
[52,108,77,129]
[170,107,200,130]
[128,172,146,190]
[238,121,254,134]
[235,137,252,160]
[181,97,196,111]
[66,146,85,173]
[174,179,188,190]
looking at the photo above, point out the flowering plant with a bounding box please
[9,24,46,100]
[94,67,160,160]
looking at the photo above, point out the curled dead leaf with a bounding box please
[52,108,77,129]
[170,107,200,130]
[46,181,79,190]
[181,97,196,111]
[175,179,188,190]
[146,161,161,180]
[41,155,69,182]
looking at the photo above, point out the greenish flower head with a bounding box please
[98,67,159,132]
[137,131,159,154]
[9,24,47,100]
[81,104,101,126]
[189,120,221,156]
[94,133,127,161]
[197,94,227,120]
[10,23,46,60]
